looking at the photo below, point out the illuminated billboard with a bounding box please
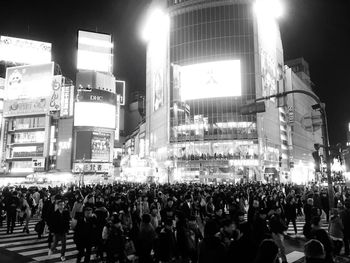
[178,60,241,101]
[4,63,54,100]
[77,30,113,73]
[74,88,116,129]
[74,103,116,129]
[91,132,111,161]
[0,36,51,64]
[4,63,54,117]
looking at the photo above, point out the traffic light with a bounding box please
[279,156,282,167]
[312,151,321,172]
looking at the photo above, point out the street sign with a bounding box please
[301,111,322,132]
[240,101,266,115]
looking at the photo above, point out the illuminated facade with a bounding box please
[145,0,286,183]
[0,63,75,174]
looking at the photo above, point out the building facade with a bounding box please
[284,58,322,183]
[145,0,286,183]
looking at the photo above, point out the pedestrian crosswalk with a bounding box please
[285,216,328,236]
[0,216,329,263]
[0,218,79,262]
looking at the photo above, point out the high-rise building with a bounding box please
[284,58,322,183]
[144,0,286,183]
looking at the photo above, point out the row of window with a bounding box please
[171,3,253,29]
[9,116,46,130]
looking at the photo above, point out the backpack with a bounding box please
[35,220,45,234]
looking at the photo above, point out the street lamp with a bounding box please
[254,0,284,19]
[140,7,169,43]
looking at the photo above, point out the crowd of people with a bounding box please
[0,182,350,263]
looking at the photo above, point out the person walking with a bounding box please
[5,191,19,234]
[73,206,97,263]
[328,208,343,256]
[285,197,298,236]
[19,194,31,234]
[269,207,288,263]
[48,199,71,262]
[310,216,334,263]
[137,213,157,263]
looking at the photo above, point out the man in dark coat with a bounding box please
[48,199,70,262]
[74,206,98,263]
[5,191,19,234]
[285,197,298,235]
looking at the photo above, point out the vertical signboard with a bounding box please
[49,75,62,111]
[116,80,125,106]
[60,84,74,117]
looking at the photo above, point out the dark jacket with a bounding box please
[74,216,98,246]
[269,214,287,234]
[285,202,297,219]
[341,208,350,235]
[155,227,177,261]
[198,237,227,263]
[310,228,334,263]
[51,209,70,234]
[5,195,19,214]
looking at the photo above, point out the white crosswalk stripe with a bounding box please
[0,218,78,262]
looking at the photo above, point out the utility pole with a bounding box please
[254,90,334,210]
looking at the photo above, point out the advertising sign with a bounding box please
[116,80,125,106]
[74,89,116,129]
[0,36,51,64]
[77,30,113,73]
[32,158,45,171]
[60,84,74,117]
[91,132,111,161]
[4,63,54,100]
[73,162,110,173]
[3,98,48,117]
[178,60,242,101]
[76,88,116,105]
[49,75,62,111]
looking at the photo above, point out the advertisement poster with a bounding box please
[91,132,111,161]
[149,28,166,112]
[3,98,48,117]
[116,80,125,106]
[4,63,54,100]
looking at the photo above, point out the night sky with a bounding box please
[0,0,349,145]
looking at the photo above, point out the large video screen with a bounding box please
[74,102,116,129]
[77,30,113,73]
[178,60,241,101]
